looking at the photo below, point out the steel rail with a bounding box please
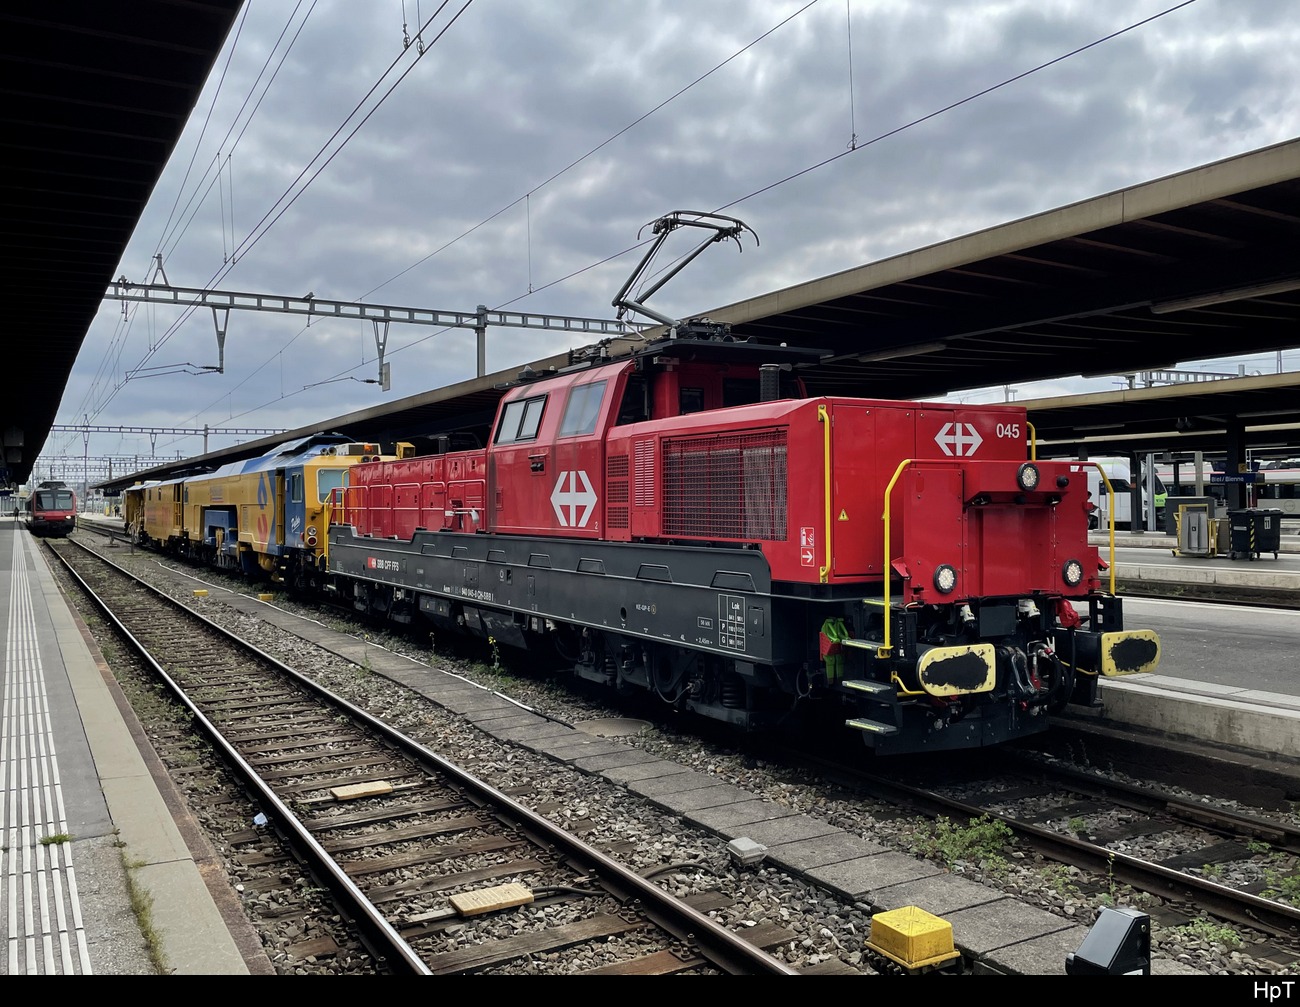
[843,767,1300,939]
[1000,752,1300,855]
[53,538,799,976]
[50,541,432,974]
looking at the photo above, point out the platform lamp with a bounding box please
[1065,906,1151,975]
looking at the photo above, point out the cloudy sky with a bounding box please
[46,0,1300,471]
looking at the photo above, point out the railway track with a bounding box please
[47,538,802,976]
[992,754,1300,857]
[1114,578,1300,610]
[825,752,1300,955]
[61,522,1300,973]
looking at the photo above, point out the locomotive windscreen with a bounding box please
[35,490,74,510]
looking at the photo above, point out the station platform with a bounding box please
[6,512,1295,975]
[0,518,267,974]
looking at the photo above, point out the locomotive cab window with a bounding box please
[723,378,760,407]
[290,472,304,504]
[495,394,547,444]
[679,387,704,414]
[318,468,348,503]
[36,490,73,509]
[616,373,649,425]
[559,379,608,437]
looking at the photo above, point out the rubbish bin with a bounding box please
[1227,508,1284,561]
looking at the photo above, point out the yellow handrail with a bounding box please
[1081,461,1117,594]
[1026,421,1037,460]
[818,405,831,583]
[876,456,1111,659]
[878,458,914,658]
[321,495,335,566]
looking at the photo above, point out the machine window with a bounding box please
[679,387,704,414]
[616,374,649,425]
[495,394,547,444]
[290,472,303,503]
[35,490,73,509]
[318,468,348,503]
[559,379,608,437]
[723,378,761,407]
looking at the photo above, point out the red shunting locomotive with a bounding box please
[324,210,1159,755]
[327,328,1159,755]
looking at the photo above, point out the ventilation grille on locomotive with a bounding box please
[662,429,787,540]
[607,454,630,528]
[634,438,656,508]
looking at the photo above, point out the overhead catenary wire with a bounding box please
[845,0,858,150]
[60,1,312,448]
[150,2,257,264]
[356,0,822,303]
[216,2,476,288]
[164,3,824,437]
[229,0,1202,415]
[72,0,1203,460]
[83,0,474,437]
[717,0,1199,213]
[202,237,656,430]
[156,4,320,267]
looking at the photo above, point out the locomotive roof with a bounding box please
[266,432,356,455]
[503,333,828,391]
[218,436,367,476]
[129,434,368,487]
[629,336,827,367]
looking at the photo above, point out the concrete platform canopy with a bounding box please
[0,3,247,487]
[1022,371,1300,458]
[718,137,1300,401]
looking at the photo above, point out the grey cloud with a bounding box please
[48,0,1300,464]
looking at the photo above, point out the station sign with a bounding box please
[1209,472,1262,484]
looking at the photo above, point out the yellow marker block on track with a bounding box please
[258,593,274,602]
[449,883,534,917]
[330,781,393,801]
[867,905,960,972]
[193,589,208,597]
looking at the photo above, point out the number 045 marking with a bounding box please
[996,422,1021,439]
